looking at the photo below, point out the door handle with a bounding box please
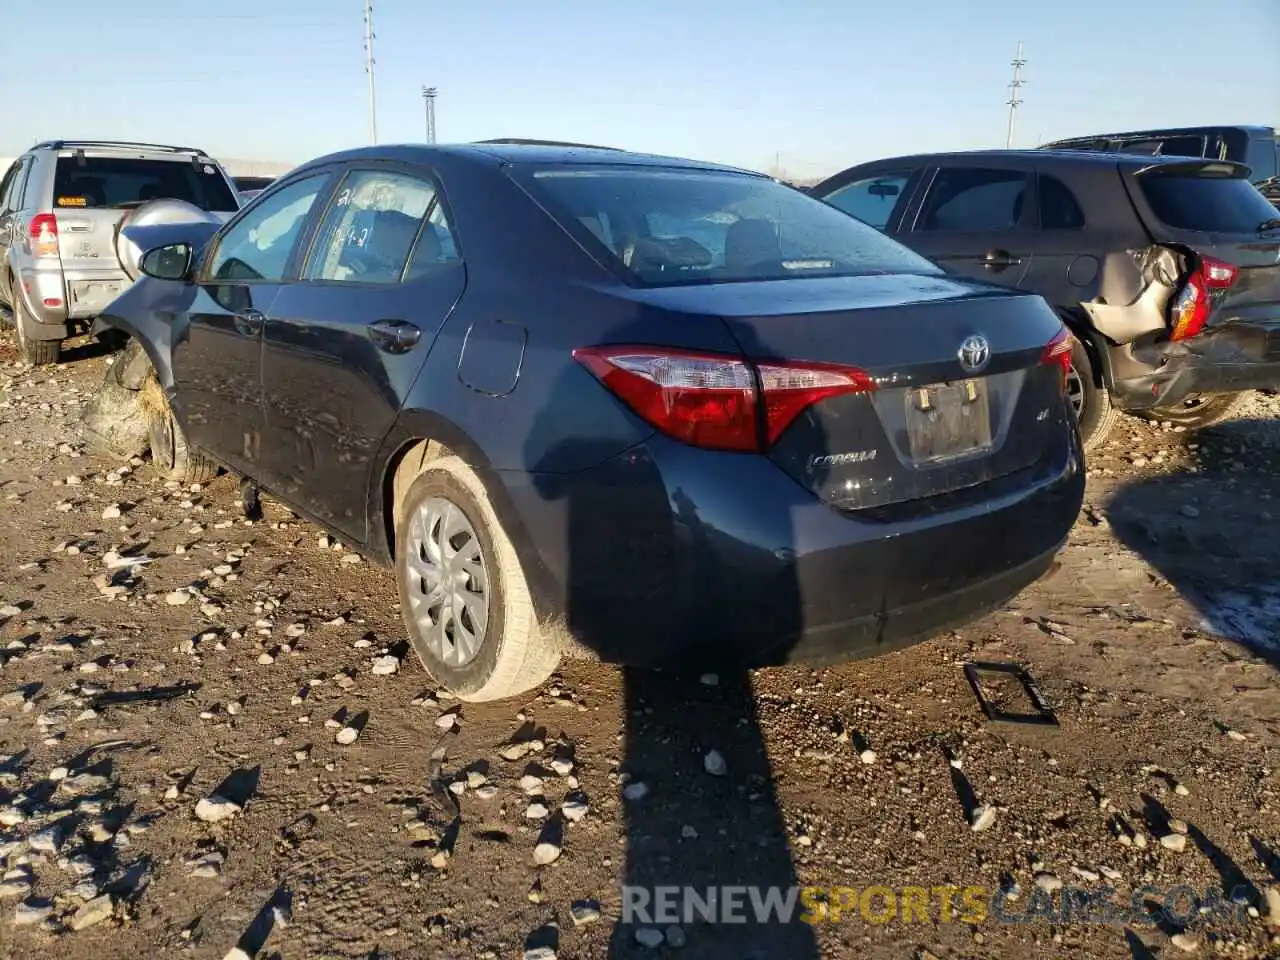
[368,319,421,354]
[233,309,265,337]
[981,249,1022,269]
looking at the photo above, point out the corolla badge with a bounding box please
[958,334,991,374]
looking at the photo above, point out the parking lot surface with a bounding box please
[0,336,1278,959]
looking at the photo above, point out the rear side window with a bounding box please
[1246,139,1278,182]
[53,156,239,212]
[916,168,1032,231]
[819,171,913,230]
[1138,173,1280,233]
[1038,175,1086,229]
[511,167,940,287]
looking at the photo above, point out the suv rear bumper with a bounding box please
[1112,319,1280,409]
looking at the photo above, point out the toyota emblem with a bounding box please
[958,334,991,374]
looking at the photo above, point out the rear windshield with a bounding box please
[53,156,238,212]
[1138,173,1279,233]
[511,166,942,286]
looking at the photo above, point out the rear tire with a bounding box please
[1141,392,1248,429]
[1066,335,1116,452]
[14,298,60,366]
[143,377,219,484]
[395,456,559,703]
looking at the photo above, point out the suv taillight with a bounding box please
[572,346,876,452]
[28,213,59,259]
[1170,255,1239,341]
[1040,326,1073,392]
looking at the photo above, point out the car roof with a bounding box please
[1044,124,1276,141]
[295,142,763,177]
[834,148,1238,171]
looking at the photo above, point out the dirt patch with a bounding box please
[0,332,1276,959]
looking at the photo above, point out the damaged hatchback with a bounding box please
[83,143,1084,701]
[812,151,1280,449]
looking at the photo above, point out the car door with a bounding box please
[0,158,32,308]
[900,164,1036,288]
[175,172,335,474]
[1007,170,1094,311]
[257,163,465,542]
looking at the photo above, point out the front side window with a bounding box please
[305,169,442,284]
[917,168,1032,232]
[819,172,913,230]
[510,166,940,287]
[53,156,238,212]
[206,174,329,282]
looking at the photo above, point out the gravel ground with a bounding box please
[0,335,1277,960]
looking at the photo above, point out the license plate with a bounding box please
[903,378,993,463]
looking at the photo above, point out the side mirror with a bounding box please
[139,242,193,281]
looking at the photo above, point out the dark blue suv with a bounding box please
[88,142,1084,701]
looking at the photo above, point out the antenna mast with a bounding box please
[1005,40,1026,148]
[421,86,438,143]
[363,0,378,143]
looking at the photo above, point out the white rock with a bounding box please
[435,713,457,730]
[549,758,574,776]
[635,927,665,948]
[519,774,544,794]
[525,802,550,820]
[1264,885,1280,928]
[561,800,589,822]
[336,725,360,745]
[101,504,122,520]
[12,900,52,925]
[474,784,498,801]
[524,948,556,960]
[533,840,561,865]
[0,605,21,619]
[970,805,997,832]
[1160,833,1187,852]
[0,878,32,900]
[164,591,191,606]
[859,749,878,765]
[28,826,62,854]
[194,794,242,823]
[1170,933,1198,952]
[1033,872,1062,893]
[703,750,727,777]
[371,655,399,676]
[70,894,114,930]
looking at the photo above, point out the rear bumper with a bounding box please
[1113,318,1280,409]
[498,431,1084,669]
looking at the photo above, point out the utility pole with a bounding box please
[1005,40,1026,149]
[421,86,438,143]
[363,0,378,143]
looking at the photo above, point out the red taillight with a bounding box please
[572,346,876,452]
[28,213,59,259]
[1040,326,1073,391]
[1170,255,1238,341]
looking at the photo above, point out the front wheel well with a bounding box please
[383,437,452,557]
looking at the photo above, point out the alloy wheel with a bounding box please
[1066,362,1086,420]
[403,496,489,667]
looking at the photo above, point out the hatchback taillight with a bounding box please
[1170,255,1239,341]
[572,345,876,452]
[1040,326,1073,392]
[28,213,59,259]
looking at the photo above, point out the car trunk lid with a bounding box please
[633,273,1073,512]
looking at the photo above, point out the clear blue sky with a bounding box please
[4,0,1277,179]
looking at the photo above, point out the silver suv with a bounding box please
[0,140,241,364]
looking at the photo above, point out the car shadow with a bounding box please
[1102,416,1280,672]
[524,321,825,958]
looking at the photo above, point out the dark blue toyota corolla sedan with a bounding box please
[89,141,1084,701]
